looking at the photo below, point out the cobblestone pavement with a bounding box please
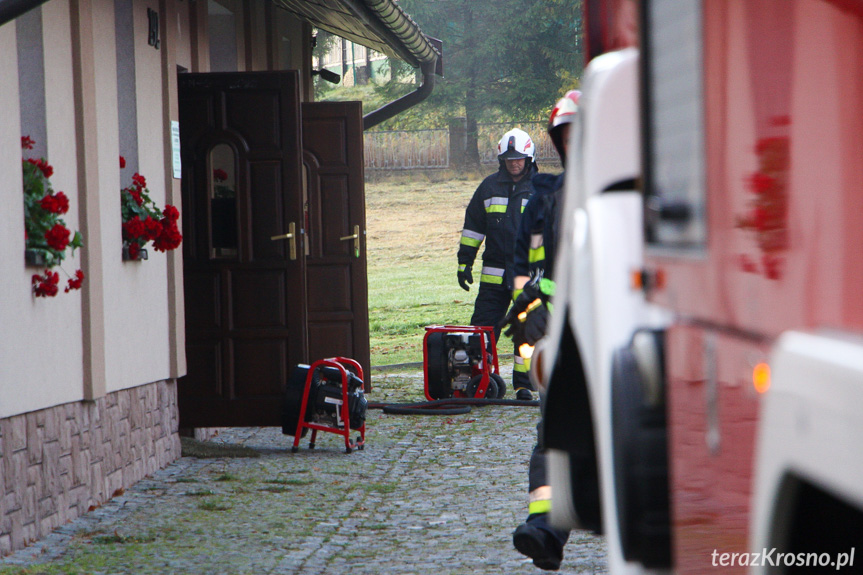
[0,368,607,575]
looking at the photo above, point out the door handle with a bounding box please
[340,225,361,258]
[270,222,297,260]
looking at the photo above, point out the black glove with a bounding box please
[502,297,549,347]
[458,266,473,291]
[501,284,537,333]
[523,302,550,345]
[501,278,550,345]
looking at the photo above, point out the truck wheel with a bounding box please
[610,331,671,568]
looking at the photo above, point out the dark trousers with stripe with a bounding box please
[470,281,533,391]
[528,418,547,492]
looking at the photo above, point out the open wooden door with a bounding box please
[178,71,307,427]
[302,102,371,386]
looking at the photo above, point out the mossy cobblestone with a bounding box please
[0,369,607,574]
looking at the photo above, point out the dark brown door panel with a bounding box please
[303,102,370,386]
[179,71,306,427]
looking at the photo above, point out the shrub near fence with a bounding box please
[364,121,559,171]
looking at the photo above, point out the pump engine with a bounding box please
[282,363,367,437]
[424,326,506,400]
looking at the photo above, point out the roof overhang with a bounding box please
[0,0,49,27]
[271,0,439,69]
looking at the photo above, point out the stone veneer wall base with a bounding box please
[0,379,181,555]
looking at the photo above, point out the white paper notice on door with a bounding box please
[171,121,181,179]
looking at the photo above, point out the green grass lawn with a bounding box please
[365,172,482,365]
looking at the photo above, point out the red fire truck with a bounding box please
[538,0,863,573]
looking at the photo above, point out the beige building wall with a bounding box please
[0,0,179,411]
[1,0,312,420]
[175,0,193,71]
[104,0,174,394]
[0,8,86,420]
[0,0,316,554]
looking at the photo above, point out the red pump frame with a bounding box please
[291,357,366,454]
[422,325,500,402]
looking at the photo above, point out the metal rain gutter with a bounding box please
[362,58,436,130]
[345,0,441,130]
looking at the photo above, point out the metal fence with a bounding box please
[364,121,556,170]
[364,129,449,170]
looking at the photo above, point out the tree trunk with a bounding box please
[462,2,480,168]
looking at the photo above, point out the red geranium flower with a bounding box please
[153,221,183,252]
[162,205,179,222]
[39,192,70,215]
[143,216,162,241]
[64,269,85,292]
[128,187,143,206]
[40,194,59,213]
[27,158,53,179]
[122,216,145,241]
[213,168,228,182]
[32,270,60,297]
[45,223,71,251]
[23,137,83,295]
[120,171,182,259]
[119,156,126,169]
[54,192,70,214]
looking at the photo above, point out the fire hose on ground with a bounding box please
[367,396,540,416]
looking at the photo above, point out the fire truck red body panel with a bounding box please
[666,326,765,573]
[542,1,863,572]
[646,1,863,571]
[648,0,863,336]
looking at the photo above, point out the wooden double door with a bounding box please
[178,71,369,428]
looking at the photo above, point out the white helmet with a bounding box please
[497,128,535,163]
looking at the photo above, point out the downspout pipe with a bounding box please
[0,0,50,27]
[362,58,436,131]
[338,0,440,130]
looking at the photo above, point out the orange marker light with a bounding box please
[519,343,535,359]
[753,362,770,394]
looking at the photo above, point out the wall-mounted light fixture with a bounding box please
[311,69,341,84]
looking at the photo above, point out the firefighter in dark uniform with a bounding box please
[457,128,538,399]
[507,91,580,571]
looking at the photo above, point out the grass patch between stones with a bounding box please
[180,437,261,459]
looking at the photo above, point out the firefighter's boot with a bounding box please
[512,513,568,571]
[514,353,533,395]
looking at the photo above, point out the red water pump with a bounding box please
[282,357,367,454]
[423,325,506,401]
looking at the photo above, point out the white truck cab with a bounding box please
[537,47,671,575]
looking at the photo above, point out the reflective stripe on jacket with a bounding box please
[457,164,538,290]
[513,172,565,282]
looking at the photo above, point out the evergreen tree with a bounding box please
[375,0,583,164]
